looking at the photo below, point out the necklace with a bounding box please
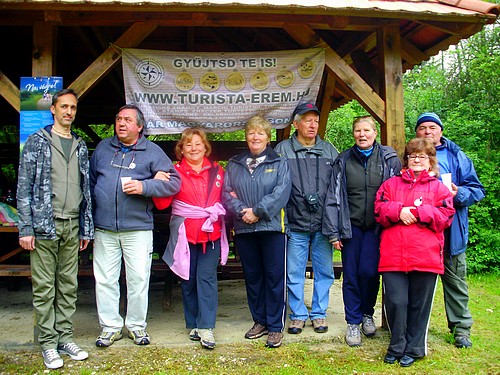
[52,126,71,138]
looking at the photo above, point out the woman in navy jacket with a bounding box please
[222,115,291,348]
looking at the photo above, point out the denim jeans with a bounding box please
[287,230,334,321]
[93,229,153,332]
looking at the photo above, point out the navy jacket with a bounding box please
[222,146,291,235]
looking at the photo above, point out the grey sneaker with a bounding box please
[128,329,151,345]
[199,328,216,349]
[58,342,88,360]
[42,348,63,369]
[346,324,362,347]
[362,315,377,337]
[96,330,123,347]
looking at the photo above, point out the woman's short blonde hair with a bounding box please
[403,138,439,176]
[352,115,377,133]
[245,115,272,140]
[174,128,212,160]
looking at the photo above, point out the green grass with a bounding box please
[1,273,498,374]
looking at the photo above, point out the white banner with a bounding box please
[122,48,325,134]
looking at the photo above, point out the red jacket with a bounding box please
[374,169,455,274]
[154,157,224,245]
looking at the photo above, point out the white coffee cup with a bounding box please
[441,173,452,192]
[121,176,132,191]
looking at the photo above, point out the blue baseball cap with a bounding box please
[415,112,443,131]
[292,102,320,118]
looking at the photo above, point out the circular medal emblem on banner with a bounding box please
[135,58,164,88]
[250,71,270,91]
[200,72,221,92]
[298,59,316,79]
[175,72,195,91]
[225,71,246,91]
[276,69,295,88]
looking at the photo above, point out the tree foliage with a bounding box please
[326,21,500,273]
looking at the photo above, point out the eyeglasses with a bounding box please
[407,154,429,160]
[110,150,136,169]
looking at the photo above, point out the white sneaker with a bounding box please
[58,342,89,361]
[42,348,64,369]
[199,328,216,349]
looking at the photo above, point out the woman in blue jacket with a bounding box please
[222,115,291,348]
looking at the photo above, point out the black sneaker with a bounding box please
[455,335,472,348]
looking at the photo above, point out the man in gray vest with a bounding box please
[17,89,93,369]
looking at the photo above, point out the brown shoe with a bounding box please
[312,318,328,333]
[287,319,306,334]
[245,322,268,339]
[265,332,283,348]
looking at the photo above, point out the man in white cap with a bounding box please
[415,112,485,348]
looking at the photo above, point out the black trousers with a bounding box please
[382,271,438,358]
[235,231,287,332]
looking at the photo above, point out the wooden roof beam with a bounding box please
[402,32,464,71]
[283,23,385,124]
[0,71,20,112]
[400,37,430,67]
[335,32,375,58]
[416,19,480,36]
[318,71,337,137]
[69,21,158,99]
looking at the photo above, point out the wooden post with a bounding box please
[377,26,405,330]
[33,21,55,76]
[378,26,405,156]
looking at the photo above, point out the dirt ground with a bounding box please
[0,275,381,352]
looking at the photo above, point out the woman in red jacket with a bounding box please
[374,138,455,367]
[154,128,227,350]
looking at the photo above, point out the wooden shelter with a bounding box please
[0,0,499,160]
[0,0,498,303]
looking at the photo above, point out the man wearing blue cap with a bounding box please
[415,112,485,349]
[275,102,338,335]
